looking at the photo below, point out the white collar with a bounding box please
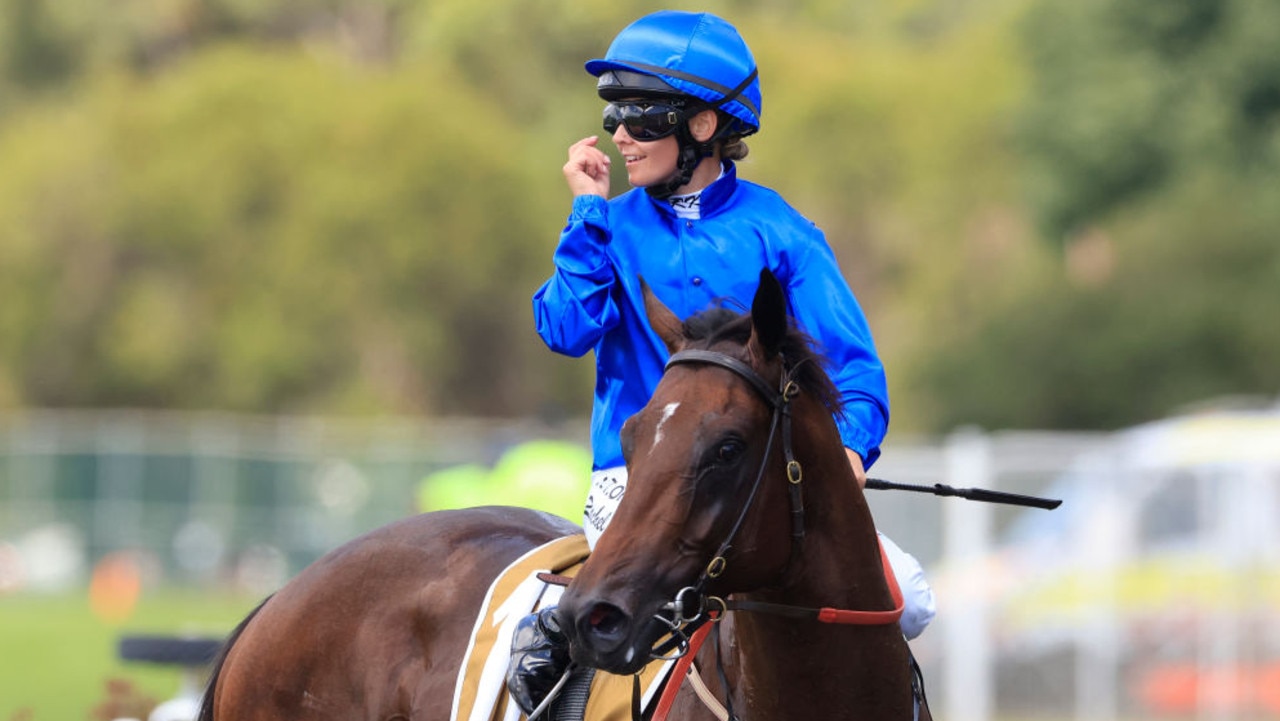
[666,166,726,221]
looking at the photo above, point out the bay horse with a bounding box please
[198,268,927,720]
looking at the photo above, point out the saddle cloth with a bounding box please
[450,533,674,721]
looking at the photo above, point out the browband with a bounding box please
[665,349,778,405]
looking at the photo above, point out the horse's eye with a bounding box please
[716,439,745,464]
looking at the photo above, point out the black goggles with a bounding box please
[602,102,687,141]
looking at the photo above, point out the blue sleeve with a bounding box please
[783,227,890,467]
[532,195,622,358]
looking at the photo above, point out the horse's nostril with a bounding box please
[589,604,623,634]
[580,602,629,647]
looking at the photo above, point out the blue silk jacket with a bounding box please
[533,162,889,471]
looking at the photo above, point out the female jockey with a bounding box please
[510,11,935,713]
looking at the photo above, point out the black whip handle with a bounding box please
[865,478,1062,510]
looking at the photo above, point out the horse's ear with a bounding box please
[749,268,787,360]
[641,276,685,354]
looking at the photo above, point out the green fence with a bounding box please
[0,410,587,592]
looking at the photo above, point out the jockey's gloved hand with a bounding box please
[506,605,571,715]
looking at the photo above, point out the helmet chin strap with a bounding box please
[646,120,717,200]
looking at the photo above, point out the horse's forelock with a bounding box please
[678,306,844,415]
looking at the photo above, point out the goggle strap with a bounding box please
[612,62,759,119]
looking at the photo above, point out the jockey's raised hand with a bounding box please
[564,135,611,199]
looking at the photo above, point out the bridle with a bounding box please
[638,348,915,721]
[651,348,904,660]
[663,349,808,602]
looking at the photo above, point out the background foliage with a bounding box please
[0,0,1276,432]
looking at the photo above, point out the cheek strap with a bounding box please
[645,132,706,200]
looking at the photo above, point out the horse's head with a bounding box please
[558,268,847,675]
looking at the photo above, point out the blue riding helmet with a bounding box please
[585,11,761,137]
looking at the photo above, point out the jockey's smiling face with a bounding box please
[606,102,680,190]
[605,102,721,193]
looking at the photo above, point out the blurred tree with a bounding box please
[0,45,577,415]
[908,0,1280,430]
[6,0,1273,432]
[911,174,1280,430]
[0,0,1047,428]
[1018,0,1280,240]
[0,0,81,91]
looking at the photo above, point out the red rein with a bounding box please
[816,540,905,624]
[650,540,905,721]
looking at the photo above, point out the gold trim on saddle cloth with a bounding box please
[450,533,673,721]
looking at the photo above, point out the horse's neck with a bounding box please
[720,610,912,721]
[724,406,913,719]
[776,407,892,611]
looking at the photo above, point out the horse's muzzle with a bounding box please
[558,599,659,675]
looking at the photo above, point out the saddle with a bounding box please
[450,534,673,721]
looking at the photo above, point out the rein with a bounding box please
[645,542,908,721]
[724,538,904,625]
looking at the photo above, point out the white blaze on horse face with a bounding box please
[650,402,681,455]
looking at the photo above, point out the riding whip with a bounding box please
[865,478,1062,510]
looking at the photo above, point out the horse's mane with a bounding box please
[680,306,844,415]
